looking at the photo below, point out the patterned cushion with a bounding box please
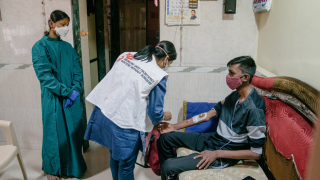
[252,76,319,117]
[255,87,318,124]
[177,148,267,180]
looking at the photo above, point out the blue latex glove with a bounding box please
[64,99,73,108]
[69,90,80,102]
[64,90,80,108]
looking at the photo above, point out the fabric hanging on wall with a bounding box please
[87,0,95,16]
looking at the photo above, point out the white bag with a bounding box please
[253,0,272,13]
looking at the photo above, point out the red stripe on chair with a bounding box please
[252,76,276,90]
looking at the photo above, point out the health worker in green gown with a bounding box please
[32,10,87,180]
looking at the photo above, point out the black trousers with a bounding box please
[157,132,225,180]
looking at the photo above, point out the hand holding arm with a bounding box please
[159,109,217,134]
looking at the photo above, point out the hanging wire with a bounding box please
[179,1,184,66]
[169,1,183,66]
[204,100,239,180]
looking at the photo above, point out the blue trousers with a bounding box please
[85,107,143,180]
[110,136,142,180]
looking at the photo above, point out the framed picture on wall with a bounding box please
[166,0,200,26]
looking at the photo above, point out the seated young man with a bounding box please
[157,56,266,180]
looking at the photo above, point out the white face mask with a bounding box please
[55,26,69,37]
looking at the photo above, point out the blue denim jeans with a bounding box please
[110,136,142,180]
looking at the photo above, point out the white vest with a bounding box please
[86,52,168,132]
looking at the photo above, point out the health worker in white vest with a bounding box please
[84,41,177,180]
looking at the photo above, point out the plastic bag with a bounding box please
[253,0,273,13]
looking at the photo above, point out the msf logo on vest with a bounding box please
[116,53,134,62]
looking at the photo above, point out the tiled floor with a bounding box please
[0,142,160,180]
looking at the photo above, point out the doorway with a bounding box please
[109,0,160,67]
[71,0,160,153]
[146,0,160,47]
[87,0,110,89]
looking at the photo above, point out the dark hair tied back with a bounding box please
[133,41,177,62]
[44,10,70,36]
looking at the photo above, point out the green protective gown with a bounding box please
[32,36,87,178]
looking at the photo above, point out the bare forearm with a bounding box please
[173,117,198,130]
[174,109,217,130]
[217,150,261,160]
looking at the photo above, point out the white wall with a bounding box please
[0,0,74,65]
[160,0,259,67]
[257,0,320,90]
[160,0,259,123]
[0,0,93,149]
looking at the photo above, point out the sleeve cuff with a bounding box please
[152,117,163,126]
[66,89,73,98]
[251,147,263,154]
[212,108,219,116]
